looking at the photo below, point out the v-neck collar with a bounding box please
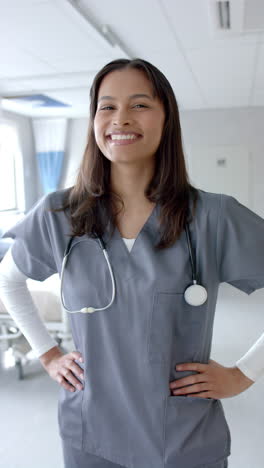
[121,237,136,254]
[101,203,161,281]
[115,203,159,256]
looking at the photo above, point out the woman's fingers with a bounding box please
[57,373,77,392]
[169,373,206,390]
[71,350,83,363]
[59,356,84,391]
[43,350,85,393]
[61,351,84,391]
[61,365,84,392]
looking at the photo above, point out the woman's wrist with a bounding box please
[230,365,255,385]
[39,345,63,366]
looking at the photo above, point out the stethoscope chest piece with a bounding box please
[184,283,208,306]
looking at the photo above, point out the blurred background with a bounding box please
[0,1,264,467]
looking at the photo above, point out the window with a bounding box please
[0,122,25,213]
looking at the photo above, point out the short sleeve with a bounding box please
[217,194,264,295]
[1,194,57,281]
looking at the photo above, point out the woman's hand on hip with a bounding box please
[169,359,254,399]
[40,347,85,393]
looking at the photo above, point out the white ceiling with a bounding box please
[1,0,264,117]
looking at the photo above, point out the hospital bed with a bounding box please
[0,246,73,380]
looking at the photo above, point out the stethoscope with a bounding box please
[60,223,208,314]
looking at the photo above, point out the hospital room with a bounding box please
[1,1,264,467]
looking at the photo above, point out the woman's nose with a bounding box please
[112,110,132,126]
[113,120,131,127]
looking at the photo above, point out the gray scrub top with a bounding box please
[3,188,264,468]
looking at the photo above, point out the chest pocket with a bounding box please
[147,291,204,365]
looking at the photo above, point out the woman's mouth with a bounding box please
[106,134,143,146]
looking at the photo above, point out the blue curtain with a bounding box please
[33,118,67,195]
[36,150,64,193]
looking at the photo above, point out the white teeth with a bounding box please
[110,134,139,140]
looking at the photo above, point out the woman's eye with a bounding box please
[100,104,147,111]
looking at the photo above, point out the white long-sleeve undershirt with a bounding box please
[0,248,58,359]
[0,244,263,381]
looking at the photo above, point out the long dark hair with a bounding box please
[49,58,199,250]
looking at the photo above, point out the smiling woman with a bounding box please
[2,58,247,468]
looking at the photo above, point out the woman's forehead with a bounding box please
[97,69,155,98]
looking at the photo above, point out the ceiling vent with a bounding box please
[218,1,230,29]
[208,0,264,36]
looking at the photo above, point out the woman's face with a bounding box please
[93,68,166,165]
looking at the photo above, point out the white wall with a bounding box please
[59,118,88,189]
[181,107,264,218]
[1,109,40,211]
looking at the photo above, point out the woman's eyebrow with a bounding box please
[98,93,154,102]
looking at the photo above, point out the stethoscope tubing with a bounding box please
[60,238,116,314]
[184,223,196,283]
[60,223,206,313]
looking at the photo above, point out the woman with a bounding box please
[1,58,264,468]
